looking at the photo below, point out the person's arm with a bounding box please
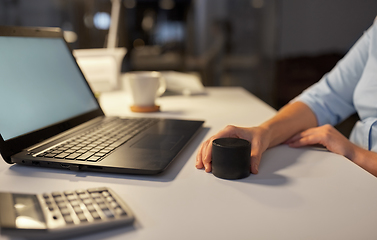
[196,101,317,174]
[260,101,318,148]
[352,147,377,177]
[286,124,377,177]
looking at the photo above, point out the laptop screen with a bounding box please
[0,36,99,141]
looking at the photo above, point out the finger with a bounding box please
[284,133,301,144]
[285,129,311,144]
[196,125,247,172]
[288,135,321,148]
[200,130,235,172]
[202,131,234,172]
[250,139,263,174]
[286,127,320,144]
[195,142,205,169]
[196,139,210,169]
[250,155,260,174]
[202,139,213,172]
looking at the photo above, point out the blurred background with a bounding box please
[1,0,377,113]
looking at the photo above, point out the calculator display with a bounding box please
[13,194,46,229]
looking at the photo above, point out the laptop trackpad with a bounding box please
[131,134,184,151]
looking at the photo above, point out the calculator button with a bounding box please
[87,187,108,193]
[95,198,104,204]
[76,190,86,195]
[79,193,89,199]
[86,204,96,212]
[61,208,70,216]
[43,193,49,199]
[52,192,62,197]
[114,207,127,216]
[54,196,65,203]
[73,206,83,214]
[70,200,79,206]
[110,201,119,209]
[91,193,101,198]
[99,203,107,210]
[67,195,78,201]
[102,191,110,198]
[57,202,67,209]
[64,215,74,224]
[64,191,74,196]
[77,213,87,222]
[102,209,114,219]
[83,199,92,205]
[105,196,114,202]
[90,211,101,220]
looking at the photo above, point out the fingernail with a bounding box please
[205,164,210,172]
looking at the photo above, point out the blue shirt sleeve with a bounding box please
[294,21,373,126]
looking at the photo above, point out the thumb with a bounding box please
[250,152,261,174]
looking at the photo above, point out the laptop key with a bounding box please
[87,156,101,162]
[76,152,95,160]
[37,153,48,158]
[94,152,106,157]
[66,153,82,160]
[51,150,63,154]
[55,153,70,159]
[108,135,133,148]
[64,149,76,153]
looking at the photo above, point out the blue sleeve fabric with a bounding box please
[294,21,373,126]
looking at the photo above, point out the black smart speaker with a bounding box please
[212,138,251,180]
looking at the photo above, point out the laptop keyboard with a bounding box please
[35,118,158,162]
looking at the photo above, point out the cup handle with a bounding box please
[157,76,167,97]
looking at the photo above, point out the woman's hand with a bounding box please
[196,125,271,174]
[285,124,377,177]
[285,124,356,159]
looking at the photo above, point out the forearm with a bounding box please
[260,101,318,148]
[350,145,377,177]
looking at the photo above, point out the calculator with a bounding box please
[0,187,135,239]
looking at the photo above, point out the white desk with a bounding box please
[1,87,377,240]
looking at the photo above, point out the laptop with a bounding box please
[0,25,204,175]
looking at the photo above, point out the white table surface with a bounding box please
[1,87,377,240]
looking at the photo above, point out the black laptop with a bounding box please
[0,25,204,175]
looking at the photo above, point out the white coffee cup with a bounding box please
[124,71,166,112]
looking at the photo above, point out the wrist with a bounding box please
[258,123,275,148]
[348,144,367,165]
[261,115,290,145]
